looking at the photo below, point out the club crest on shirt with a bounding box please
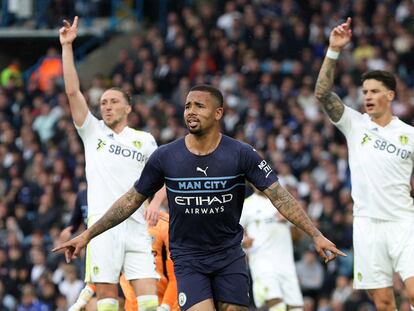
[399,135,408,145]
[132,140,142,149]
[93,265,99,276]
[178,292,187,307]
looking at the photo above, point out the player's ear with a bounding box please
[126,104,132,114]
[215,107,224,121]
[387,90,395,102]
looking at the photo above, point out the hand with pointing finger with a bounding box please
[313,234,347,263]
[59,16,79,46]
[52,231,90,263]
[329,17,352,51]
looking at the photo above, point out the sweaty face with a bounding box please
[100,90,131,129]
[184,91,223,135]
[362,79,394,120]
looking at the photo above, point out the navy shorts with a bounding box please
[173,247,250,310]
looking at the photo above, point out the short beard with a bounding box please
[188,127,203,136]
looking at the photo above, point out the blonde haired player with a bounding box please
[59,16,164,311]
[315,17,414,311]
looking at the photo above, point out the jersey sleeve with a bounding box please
[134,148,165,197]
[240,144,278,191]
[74,111,99,141]
[332,105,364,137]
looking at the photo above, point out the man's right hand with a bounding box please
[58,226,74,244]
[52,230,89,263]
[329,17,352,51]
[59,16,78,46]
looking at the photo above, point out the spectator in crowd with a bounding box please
[1,1,414,310]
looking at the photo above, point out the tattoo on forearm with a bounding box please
[89,187,146,238]
[264,183,321,237]
[315,57,345,122]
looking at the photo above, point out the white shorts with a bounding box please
[85,215,159,283]
[353,217,414,289]
[249,256,303,307]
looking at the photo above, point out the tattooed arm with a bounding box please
[314,58,345,122]
[53,187,147,262]
[263,182,320,237]
[314,17,352,122]
[263,182,346,262]
[87,187,147,239]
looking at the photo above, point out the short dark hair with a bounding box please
[189,85,224,107]
[361,70,396,92]
[108,87,132,105]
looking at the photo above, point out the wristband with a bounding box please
[326,49,340,60]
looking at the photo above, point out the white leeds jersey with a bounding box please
[240,193,294,264]
[334,106,414,221]
[76,112,157,222]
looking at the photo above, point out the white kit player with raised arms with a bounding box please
[240,191,303,311]
[59,16,160,311]
[315,17,414,310]
[334,105,414,289]
[77,112,159,283]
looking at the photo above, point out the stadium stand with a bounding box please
[1,0,414,310]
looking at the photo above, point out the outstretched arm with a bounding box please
[263,182,346,262]
[59,16,89,126]
[314,17,352,122]
[53,187,147,262]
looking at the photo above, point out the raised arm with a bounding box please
[263,182,346,262]
[53,187,147,262]
[59,16,89,126]
[314,17,352,122]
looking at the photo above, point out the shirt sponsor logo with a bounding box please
[108,144,148,162]
[258,160,273,178]
[373,139,411,159]
[361,133,372,145]
[97,139,106,150]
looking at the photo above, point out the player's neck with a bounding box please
[108,121,127,134]
[185,131,222,156]
[371,112,393,127]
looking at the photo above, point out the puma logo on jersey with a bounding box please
[196,166,208,176]
[97,139,106,150]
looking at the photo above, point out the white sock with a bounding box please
[137,294,158,311]
[97,298,119,311]
[69,285,95,311]
[269,302,287,311]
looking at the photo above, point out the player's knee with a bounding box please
[97,298,119,311]
[373,299,396,311]
[137,294,158,311]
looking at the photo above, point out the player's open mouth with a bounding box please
[187,119,199,127]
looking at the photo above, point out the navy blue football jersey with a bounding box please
[135,135,278,260]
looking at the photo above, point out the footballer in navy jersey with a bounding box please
[134,135,277,260]
[55,85,346,311]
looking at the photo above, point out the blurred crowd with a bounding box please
[1,0,414,310]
